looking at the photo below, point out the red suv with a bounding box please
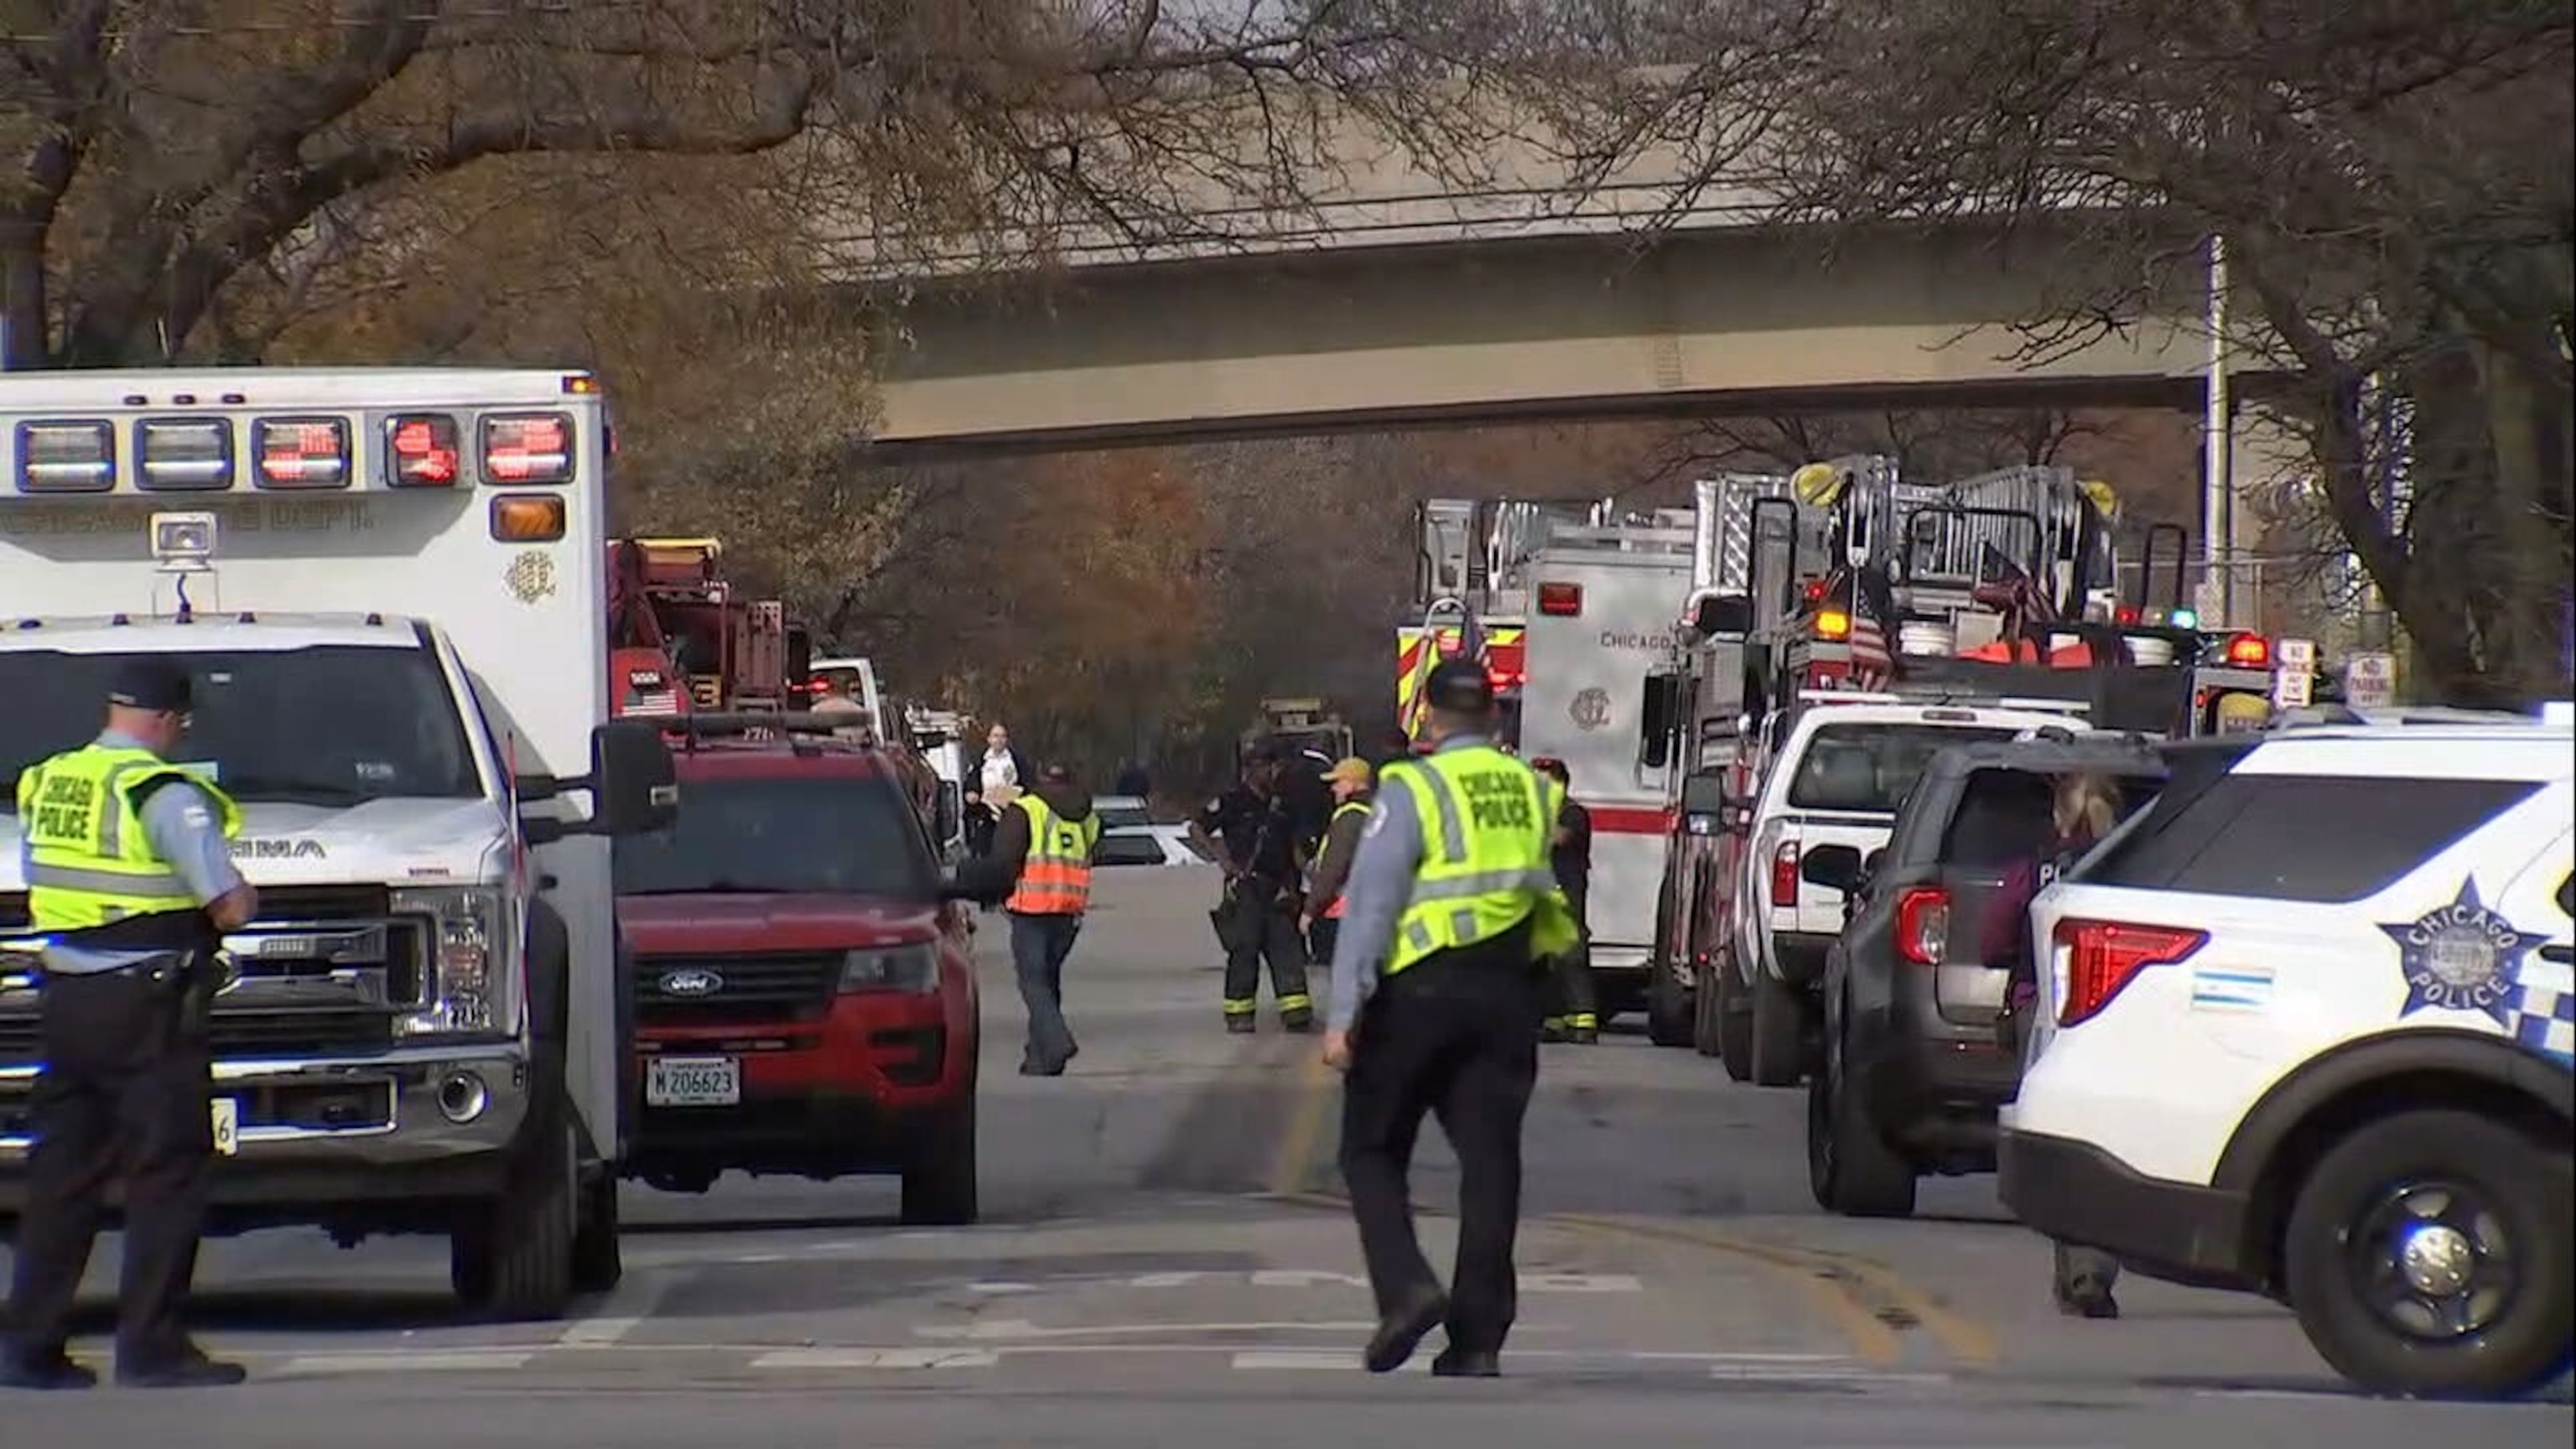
[612,727,983,1223]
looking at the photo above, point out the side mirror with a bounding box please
[519,719,679,846]
[1639,673,1680,769]
[1800,844,1865,895]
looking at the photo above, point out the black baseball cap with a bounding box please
[107,656,194,713]
[1423,658,1497,713]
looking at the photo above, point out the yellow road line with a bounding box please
[1265,1048,1337,1196]
[1549,1213,1902,1365]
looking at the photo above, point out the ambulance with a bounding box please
[0,367,676,1320]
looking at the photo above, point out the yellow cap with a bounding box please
[1322,756,1373,787]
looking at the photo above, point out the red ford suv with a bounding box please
[612,723,983,1223]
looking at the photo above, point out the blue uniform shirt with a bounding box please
[18,730,246,976]
[1324,733,1493,1033]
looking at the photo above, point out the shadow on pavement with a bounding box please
[70,1285,463,1335]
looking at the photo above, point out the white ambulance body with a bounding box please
[1516,512,1696,1012]
[0,367,673,1317]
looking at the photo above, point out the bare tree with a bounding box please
[1583,0,2572,703]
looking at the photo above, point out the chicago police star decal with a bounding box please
[2379,878,2550,1026]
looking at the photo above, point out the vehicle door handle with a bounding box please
[2543,944,2573,965]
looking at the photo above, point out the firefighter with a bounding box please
[1321,659,1576,1377]
[2,659,256,1390]
[1189,739,1316,1033]
[1299,757,1375,966]
[1528,756,1597,1045]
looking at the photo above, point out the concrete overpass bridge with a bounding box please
[843,112,2227,455]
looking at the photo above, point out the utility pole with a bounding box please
[2199,235,2235,626]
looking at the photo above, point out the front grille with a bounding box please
[634,952,841,1028]
[0,1006,394,1062]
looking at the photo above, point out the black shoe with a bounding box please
[116,1350,247,1389]
[1363,1291,1448,1374]
[1431,1346,1501,1378]
[2054,1277,2120,1320]
[1280,1013,1315,1034]
[1019,1061,1063,1077]
[0,1350,96,1391]
[1225,1017,1256,1035]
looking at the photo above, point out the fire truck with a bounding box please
[605,537,809,717]
[1638,460,2283,1056]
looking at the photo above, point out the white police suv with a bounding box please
[1998,710,2573,1399]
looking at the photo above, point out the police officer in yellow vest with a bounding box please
[3,659,257,1391]
[1321,659,1576,1378]
[986,763,1100,1077]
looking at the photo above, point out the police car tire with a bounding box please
[1714,955,1754,1083]
[2283,1109,2574,1399]
[901,1093,979,1227]
[1747,968,1806,1088]
[451,1056,578,1321]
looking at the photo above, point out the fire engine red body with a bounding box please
[605,537,806,717]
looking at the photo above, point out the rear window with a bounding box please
[2075,773,2540,904]
[1098,803,1152,830]
[1093,834,1167,868]
[1939,768,2163,869]
[1787,724,2024,815]
[614,774,934,897]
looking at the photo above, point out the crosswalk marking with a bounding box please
[753,1348,1003,1370]
[275,1351,532,1375]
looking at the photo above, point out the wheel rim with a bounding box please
[2345,1177,2516,1343]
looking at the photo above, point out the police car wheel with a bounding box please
[1805,1002,1917,1218]
[2283,1108,2574,1399]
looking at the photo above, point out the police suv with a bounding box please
[1999,708,2573,1398]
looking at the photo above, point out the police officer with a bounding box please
[2,658,256,1391]
[1189,739,1316,1033]
[1321,660,1576,1377]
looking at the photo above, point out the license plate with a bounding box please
[646,1057,740,1107]
[210,1097,239,1156]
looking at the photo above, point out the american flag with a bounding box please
[1846,564,1897,689]
[1970,543,2058,661]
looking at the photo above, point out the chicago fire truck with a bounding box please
[605,536,808,718]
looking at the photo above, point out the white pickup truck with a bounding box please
[1717,694,2095,1087]
[0,366,677,1319]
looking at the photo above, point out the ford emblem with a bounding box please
[659,968,723,997]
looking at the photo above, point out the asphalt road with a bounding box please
[6,869,2569,1446]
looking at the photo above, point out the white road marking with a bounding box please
[1524,1273,1644,1293]
[1707,1365,1950,1385]
[754,1348,1002,1370]
[966,1280,1041,1294]
[556,1270,676,1347]
[1233,1349,1426,1373]
[276,1351,532,1375]
[1249,1270,1368,1288]
[917,1318,1384,1341]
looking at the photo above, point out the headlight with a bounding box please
[838,943,939,995]
[392,886,517,1036]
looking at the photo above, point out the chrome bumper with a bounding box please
[0,1043,532,1166]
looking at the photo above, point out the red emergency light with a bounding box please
[1537,582,1583,617]
[2223,632,2271,667]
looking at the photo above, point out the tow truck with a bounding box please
[1641,460,2236,1074]
[0,367,678,1319]
[606,536,810,717]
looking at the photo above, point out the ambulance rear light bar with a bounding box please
[15,420,116,491]
[254,418,351,489]
[136,418,235,491]
[387,414,462,486]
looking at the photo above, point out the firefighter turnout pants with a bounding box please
[1337,937,1544,1358]
[6,959,216,1368]
[1217,886,1313,1029]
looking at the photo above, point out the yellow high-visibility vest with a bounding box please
[1005,794,1100,915]
[1380,745,1576,974]
[18,743,242,932]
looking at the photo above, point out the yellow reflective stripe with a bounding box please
[23,861,194,898]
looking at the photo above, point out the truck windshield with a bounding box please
[615,775,934,898]
[0,646,481,810]
[1787,724,2025,815]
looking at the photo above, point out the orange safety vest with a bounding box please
[1319,798,1372,919]
[1005,795,1100,916]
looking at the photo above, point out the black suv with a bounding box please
[1797,737,2166,1217]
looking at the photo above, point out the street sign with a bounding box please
[2345,651,2397,708]
[2272,667,2314,709]
[2277,636,2319,671]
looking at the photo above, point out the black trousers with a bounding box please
[1219,891,1312,1021]
[6,963,213,1366]
[1337,940,1543,1357]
